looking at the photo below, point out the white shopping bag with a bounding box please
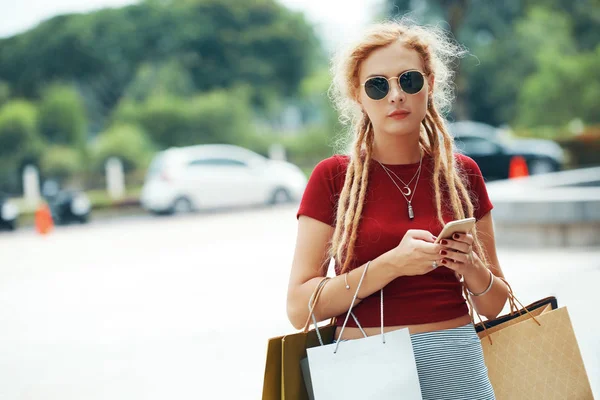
[305,262,423,400]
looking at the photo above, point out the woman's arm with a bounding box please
[463,211,509,319]
[286,216,398,330]
[287,216,445,329]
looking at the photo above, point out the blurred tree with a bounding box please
[123,59,196,102]
[515,7,600,128]
[111,96,191,149]
[0,81,10,107]
[283,126,336,171]
[186,87,256,145]
[0,100,44,192]
[38,83,87,148]
[91,124,155,172]
[299,68,339,131]
[40,145,83,183]
[384,0,600,127]
[0,101,40,159]
[112,87,255,148]
[0,0,320,129]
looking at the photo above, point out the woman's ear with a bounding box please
[427,75,435,95]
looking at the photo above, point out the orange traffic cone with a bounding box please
[35,203,54,235]
[508,156,529,179]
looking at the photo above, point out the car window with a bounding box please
[147,154,165,177]
[188,158,248,167]
[455,136,501,156]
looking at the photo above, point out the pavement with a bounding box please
[0,204,598,399]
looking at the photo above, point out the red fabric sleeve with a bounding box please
[456,154,494,220]
[296,156,343,227]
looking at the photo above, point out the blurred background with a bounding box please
[0,0,598,226]
[0,0,598,399]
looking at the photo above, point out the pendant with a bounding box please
[408,203,414,220]
[402,186,411,196]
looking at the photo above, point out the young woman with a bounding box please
[286,19,509,399]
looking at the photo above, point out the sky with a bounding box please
[0,0,381,50]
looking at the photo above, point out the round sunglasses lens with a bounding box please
[364,77,389,100]
[399,71,424,94]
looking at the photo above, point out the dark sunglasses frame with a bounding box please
[361,70,427,100]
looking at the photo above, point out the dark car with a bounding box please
[42,181,91,225]
[448,121,564,181]
[0,194,19,230]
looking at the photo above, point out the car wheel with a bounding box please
[529,159,556,175]
[172,197,193,214]
[270,188,291,205]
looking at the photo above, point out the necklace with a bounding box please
[377,154,423,220]
[379,163,420,196]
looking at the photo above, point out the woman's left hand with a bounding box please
[437,232,479,278]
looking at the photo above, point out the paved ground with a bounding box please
[0,204,598,399]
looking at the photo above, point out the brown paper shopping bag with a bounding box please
[471,283,594,400]
[262,278,335,400]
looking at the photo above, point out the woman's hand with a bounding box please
[437,232,479,278]
[384,229,444,277]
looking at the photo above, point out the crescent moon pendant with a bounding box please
[402,186,411,196]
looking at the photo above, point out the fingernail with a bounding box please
[440,250,447,255]
[442,259,447,264]
[453,234,460,239]
[441,240,448,245]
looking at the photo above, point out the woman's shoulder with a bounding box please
[453,152,483,177]
[311,154,350,177]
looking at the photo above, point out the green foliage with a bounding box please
[40,145,83,181]
[283,126,335,169]
[0,100,41,161]
[0,0,320,122]
[112,87,255,148]
[187,88,256,145]
[38,83,87,147]
[514,7,600,127]
[91,124,155,172]
[0,81,10,107]
[113,96,192,148]
[123,59,196,102]
[0,100,44,192]
[299,67,340,131]
[385,0,600,129]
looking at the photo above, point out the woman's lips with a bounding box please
[388,111,410,120]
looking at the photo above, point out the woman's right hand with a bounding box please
[383,229,443,277]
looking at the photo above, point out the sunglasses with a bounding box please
[361,70,426,100]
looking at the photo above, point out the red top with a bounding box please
[296,152,494,328]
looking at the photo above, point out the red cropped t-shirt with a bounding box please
[296,152,494,328]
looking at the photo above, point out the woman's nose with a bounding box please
[388,79,405,103]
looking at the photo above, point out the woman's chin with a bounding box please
[382,121,420,137]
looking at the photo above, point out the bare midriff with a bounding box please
[334,313,472,340]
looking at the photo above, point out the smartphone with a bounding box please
[434,217,476,243]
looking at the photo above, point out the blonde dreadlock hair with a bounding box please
[328,17,490,275]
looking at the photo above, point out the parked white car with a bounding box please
[140,144,308,214]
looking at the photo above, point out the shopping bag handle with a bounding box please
[302,274,369,347]
[334,261,385,354]
[464,273,542,345]
[302,277,331,333]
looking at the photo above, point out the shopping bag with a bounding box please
[305,262,423,400]
[262,277,335,400]
[469,282,594,399]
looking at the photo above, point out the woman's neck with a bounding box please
[371,132,422,165]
